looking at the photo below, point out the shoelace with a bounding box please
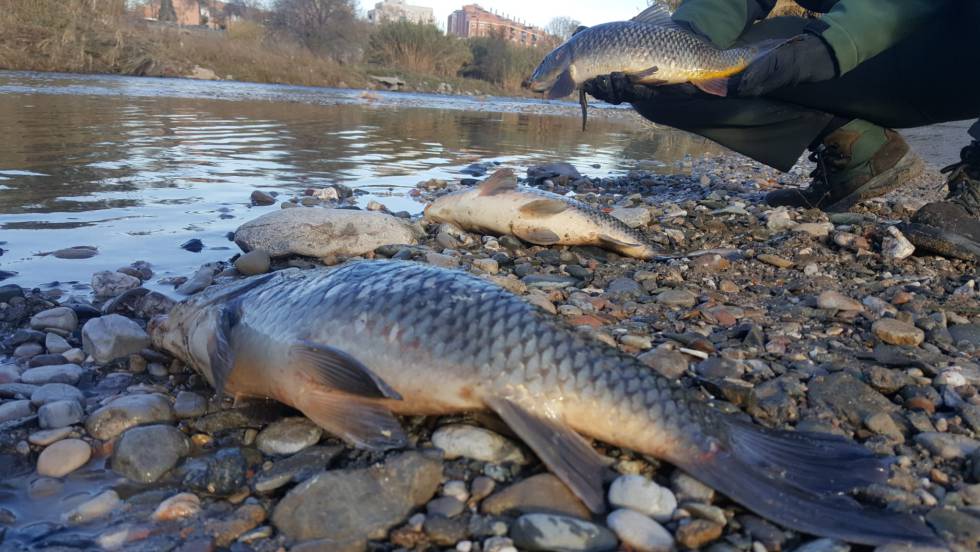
[804,143,847,207]
[939,141,980,215]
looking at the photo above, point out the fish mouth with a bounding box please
[148,314,170,348]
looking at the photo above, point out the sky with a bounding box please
[360,1,651,29]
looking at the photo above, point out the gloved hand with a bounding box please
[581,73,699,105]
[728,33,838,97]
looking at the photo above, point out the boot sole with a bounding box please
[899,222,980,262]
[824,151,925,213]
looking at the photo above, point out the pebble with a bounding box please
[638,349,689,378]
[510,513,618,552]
[914,432,980,460]
[791,539,850,552]
[177,264,217,295]
[671,472,715,503]
[112,424,189,483]
[38,399,84,428]
[766,209,796,231]
[442,480,469,503]
[37,438,91,477]
[432,424,527,464]
[252,445,342,493]
[255,417,323,456]
[949,324,980,347]
[85,393,175,440]
[657,289,697,308]
[13,342,43,359]
[882,226,915,260]
[0,399,33,423]
[606,509,673,552]
[44,332,71,354]
[82,314,151,364]
[91,271,141,298]
[426,251,459,268]
[234,250,271,275]
[64,490,121,524]
[152,492,202,521]
[610,207,651,228]
[872,319,925,347]
[174,391,207,419]
[30,307,78,333]
[676,519,724,548]
[481,473,590,519]
[62,348,85,364]
[757,254,794,268]
[833,231,870,251]
[817,290,863,312]
[250,190,276,206]
[427,496,465,517]
[0,363,20,383]
[29,426,73,446]
[608,475,677,521]
[472,258,499,274]
[793,222,833,238]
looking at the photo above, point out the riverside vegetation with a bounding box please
[0,0,554,96]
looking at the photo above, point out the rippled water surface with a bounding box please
[0,71,719,289]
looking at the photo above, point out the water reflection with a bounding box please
[0,71,720,288]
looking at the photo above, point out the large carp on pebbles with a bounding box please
[151,260,939,546]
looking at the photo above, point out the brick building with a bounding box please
[367,0,435,25]
[447,4,550,47]
[141,0,242,29]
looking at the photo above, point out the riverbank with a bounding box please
[1,152,979,550]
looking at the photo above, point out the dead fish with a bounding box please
[150,260,940,546]
[526,3,784,129]
[424,169,660,260]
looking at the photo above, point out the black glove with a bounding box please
[582,73,700,105]
[728,33,839,97]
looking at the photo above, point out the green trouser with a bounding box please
[632,3,980,171]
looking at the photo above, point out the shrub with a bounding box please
[463,36,548,91]
[368,21,472,78]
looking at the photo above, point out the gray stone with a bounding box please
[481,473,590,519]
[527,163,581,181]
[44,333,71,355]
[112,425,189,483]
[0,363,20,384]
[63,490,122,525]
[817,291,863,312]
[606,509,673,552]
[176,264,218,295]
[85,393,175,440]
[510,513,618,552]
[250,190,276,206]
[0,399,33,423]
[31,383,84,406]
[431,424,527,464]
[253,446,344,493]
[82,315,151,364]
[37,438,91,478]
[91,271,141,298]
[235,208,418,259]
[234,250,271,276]
[807,372,896,426]
[610,207,651,228]
[255,417,322,456]
[638,349,689,378]
[272,451,442,541]
[790,539,850,552]
[20,364,83,385]
[657,289,697,308]
[30,307,78,333]
[174,391,207,419]
[13,342,43,359]
[427,496,465,518]
[38,400,83,429]
[915,432,980,460]
[670,472,715,503]
[949,324,980,347]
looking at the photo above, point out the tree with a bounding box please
[546,16,581,41]
[158,0,177,21]
[648,0,683,9]
[269,0,367,63]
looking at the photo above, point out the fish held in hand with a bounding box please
[151,260,940,547]
[527,3,782,100]
[424,168,660,259]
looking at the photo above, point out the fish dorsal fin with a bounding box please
[487,397,608,514]
[632,2,674,25]
[291,341,402,400]
[571,25,589,36]
[519,198,569,216]
[478,169,518,196]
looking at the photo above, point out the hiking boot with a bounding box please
[766,119,923,212]
[900,141,980,261]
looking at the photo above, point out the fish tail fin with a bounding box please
[674,416,942,546]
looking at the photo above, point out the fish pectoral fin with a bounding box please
[478,169,519,196]
[291,341,403,400]
[518,198,569,216]
[626,66,660,83]
[207,301,241,395]
[514,227,562,246]
[298,392,407,451]
[487,397,607,514]
[691,78,729,97]
[547,69,577,99]
[597,234,642,248]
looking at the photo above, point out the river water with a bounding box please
[0,71,718,291]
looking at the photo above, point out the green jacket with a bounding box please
[672,0,946,74]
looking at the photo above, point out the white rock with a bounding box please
[30,307,78,333]
[91,271,141,298]
[792,222,834,238]
[607,509,674,552]
[63,348,86,364]
[817,290,864,312]
[82,315,151,364]
[766,208,797,231]
[431,424,527,464]
[255,417,323,456]
[608,475,677,521]
[610,207,652,229]
[234,208,418,259]
[64,490,122,524]
[882,226,915,260]
[37,438,91,477]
